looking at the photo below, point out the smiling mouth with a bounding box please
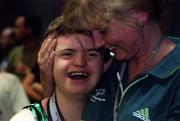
[107,46,116,51]
[106,44,119,51]
[67,72,89,80]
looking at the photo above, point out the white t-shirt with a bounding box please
[0,72,30,121]
[10,109,36,121]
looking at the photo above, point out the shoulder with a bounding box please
[23,103,48,121]
[0,72,19,79]
[0,72,20,85]
[10,109,36,121]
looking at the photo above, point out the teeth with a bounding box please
[70,72,88,76]
[107,46,116,51]
[110,52,115,56]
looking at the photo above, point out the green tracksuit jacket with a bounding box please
[82,37,180,121]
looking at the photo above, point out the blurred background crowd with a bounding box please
[0,0,179,121]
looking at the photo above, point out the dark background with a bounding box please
[0,0,179,36]
[0,0,64,35]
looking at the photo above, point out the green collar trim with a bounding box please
[149,37,180,79]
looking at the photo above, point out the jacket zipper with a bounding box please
[113,74,149,121]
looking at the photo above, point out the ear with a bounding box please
[132,11,149,26]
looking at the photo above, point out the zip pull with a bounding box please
[113,62,126,121]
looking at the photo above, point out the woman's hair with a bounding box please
[108,0,173,22]
[63,0,174,31]
[63,0,111,31]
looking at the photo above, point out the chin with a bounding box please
[66,87,91,96]
[114,55,125,61]
[114,51,132,61]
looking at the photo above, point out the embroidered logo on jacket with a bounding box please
[90,88,106,102]
[133,108,151,121]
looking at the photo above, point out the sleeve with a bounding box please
[10,109,36,121]
[9,74,30,113]
[167,93,180,121]
[167,71,180,121]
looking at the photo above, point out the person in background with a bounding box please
[7,13,43,102]
[0,27,17,71]
[38,0,180,121]
[10,15,112,121]
[0,72,29,121]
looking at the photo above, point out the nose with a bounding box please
[73,52,88,67]
[92,30,106,49]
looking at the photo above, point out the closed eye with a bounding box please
[88,52,99,57]
[55,49,75,58]
[87,50,101,59]
[61,52,73,56]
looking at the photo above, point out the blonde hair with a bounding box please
[108,0,170,21]
[63,0,171,31]
[64,0,111,31]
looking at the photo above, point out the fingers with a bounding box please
[40,32,57,50]
[37,32,57,97]
[39,33,57,59]
[44,38,57,62]
[38,33,57,65]
[47,50,55,68]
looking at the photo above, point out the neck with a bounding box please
[128,22,163,81]
[55,90,87,121]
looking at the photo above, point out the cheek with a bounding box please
[126,32,142,52]
[104,28,124,45]
[104,31,114,43]
[89,60,103,78]
[54,58,69,68]
[53,59,68,80]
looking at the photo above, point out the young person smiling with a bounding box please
[10,16,114,121]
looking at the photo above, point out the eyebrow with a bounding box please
[55,49,75,53]
[86,48,101,52]
[56,48,101,53]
